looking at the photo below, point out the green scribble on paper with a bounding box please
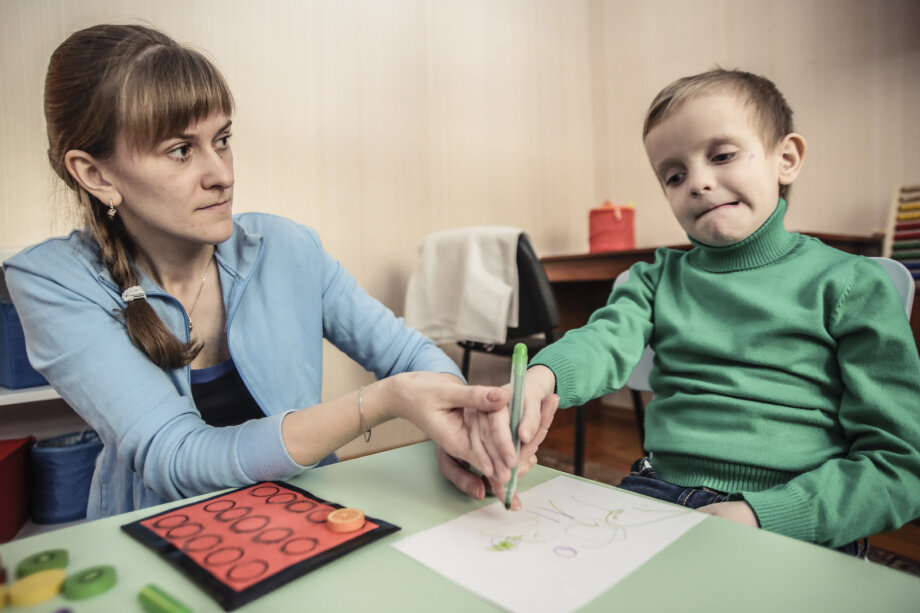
[490,536,521,551]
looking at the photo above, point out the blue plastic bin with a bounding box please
[0,300,48,389]
[30,430,103,524]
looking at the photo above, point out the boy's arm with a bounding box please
[529,253,664,408]
[740,260,920,547]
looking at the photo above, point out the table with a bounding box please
[1,442,918,612]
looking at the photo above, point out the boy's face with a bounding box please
[644,93,799,247]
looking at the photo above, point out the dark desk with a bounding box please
[543,233,920,348]
[542,233,888,332]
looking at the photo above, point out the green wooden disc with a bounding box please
[63,564,117,600]
[15,549,68,578]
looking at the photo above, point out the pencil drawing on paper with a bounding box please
[391,476,707,613]
[484,494,692,556]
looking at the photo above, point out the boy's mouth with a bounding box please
[697,201,739,218]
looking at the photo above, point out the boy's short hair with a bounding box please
[643,69,795,199]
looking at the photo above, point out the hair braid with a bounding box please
[44,24,229,369]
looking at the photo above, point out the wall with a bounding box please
[1,0,918,456]
[588,0,920,247]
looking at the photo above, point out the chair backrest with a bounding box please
[871,257,914,317]
[507,233,560,341]
[616,257,915,393]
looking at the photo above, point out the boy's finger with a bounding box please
[519,391,556,443]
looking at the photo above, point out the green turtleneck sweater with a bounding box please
[532,199,920,548]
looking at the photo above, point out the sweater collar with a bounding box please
[688,198,800,272]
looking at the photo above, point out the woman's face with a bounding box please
[105,113,235,256]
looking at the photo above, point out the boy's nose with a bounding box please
[689,171,714,197]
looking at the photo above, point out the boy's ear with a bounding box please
[777,133,806,187]
[63,150,123,206]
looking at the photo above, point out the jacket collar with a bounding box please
[93,216,264,300]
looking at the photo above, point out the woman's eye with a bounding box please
[167,145,191,160]
[216,134,232,150]
[712,151,736,163]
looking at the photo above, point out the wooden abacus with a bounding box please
[883,184,920,283]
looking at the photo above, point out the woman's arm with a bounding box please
[281,372,510,468]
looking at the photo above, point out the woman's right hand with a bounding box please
[385,371,513,475]
[465,365,558,490]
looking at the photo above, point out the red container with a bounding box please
[590,201,635,252]
[0,436,34,542]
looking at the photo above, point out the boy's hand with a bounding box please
[697,501,759,527]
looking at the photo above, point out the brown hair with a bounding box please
[643,69,795,199]
[44,24,234,368]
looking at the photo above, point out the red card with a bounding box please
[123,481,399,611]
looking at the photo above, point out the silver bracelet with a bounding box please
[358,386,371,443]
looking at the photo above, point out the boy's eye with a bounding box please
[216,134,232,149]
[664,172,685,186]
[712,151,736,163]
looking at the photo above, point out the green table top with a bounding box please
[2,441,919,612]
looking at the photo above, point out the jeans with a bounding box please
[617,457,868,558]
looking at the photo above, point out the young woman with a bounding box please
[4,24,557,519]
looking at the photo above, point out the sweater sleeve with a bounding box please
[741,259,920,547]
[529,250,664,408]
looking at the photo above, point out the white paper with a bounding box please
[393,476,705,613]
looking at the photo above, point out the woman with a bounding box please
[4,24,557,519]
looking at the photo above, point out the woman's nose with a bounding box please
[202,149,234,190]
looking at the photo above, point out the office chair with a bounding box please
[456,233,591,477]
[458,233,560,379]
[588,256,916,469]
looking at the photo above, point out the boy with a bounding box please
[523,69,920,554]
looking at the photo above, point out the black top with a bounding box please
[190,359,263,427]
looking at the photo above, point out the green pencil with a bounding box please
[504,343,528,510]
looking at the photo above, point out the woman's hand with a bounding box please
[386,371,511,475]
[463,365,559,501]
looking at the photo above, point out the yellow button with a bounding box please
[9,568,67,607]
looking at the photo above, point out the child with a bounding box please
[523,69,920,555]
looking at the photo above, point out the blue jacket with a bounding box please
[4,213,461,518]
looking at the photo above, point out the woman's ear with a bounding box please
[63,150,122,206]
[778,133,806,187]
